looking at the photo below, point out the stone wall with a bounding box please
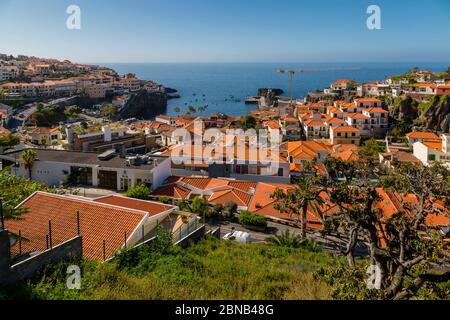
[0,229,82,286]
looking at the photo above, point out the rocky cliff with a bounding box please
[388,95,450,133]
[119,89,167,120]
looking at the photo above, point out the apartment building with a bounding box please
[413,134,450,167]
[330,126,361,146]
[302,112,327,140]
[345,113,371,137]
[0,66,19,81]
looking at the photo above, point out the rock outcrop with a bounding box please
[422,95,450,132]
[388,95,450,133]
[119,89,167,120]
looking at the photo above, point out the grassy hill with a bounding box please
[3,239,338,300]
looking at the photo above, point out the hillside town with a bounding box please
[0,54,449,300]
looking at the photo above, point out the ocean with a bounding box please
[102,62,449,117]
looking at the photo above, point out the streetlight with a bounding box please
[277,68,304,107]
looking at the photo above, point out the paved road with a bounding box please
[9,96,78,131]
[208,220,369,257]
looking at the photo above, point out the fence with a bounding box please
[172,215,202,243]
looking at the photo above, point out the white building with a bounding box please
[413,134,450,167]
[0,149,172,191]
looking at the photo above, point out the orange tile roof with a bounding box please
[333,79,356,85]
[179,177,230,190]
[406,131,440,140]
[423,141,442,151]
[5,192,147,261]
[346,113,369,119]
[285,141,332,161]
[265,120,281,130]
[327,106,346,114]
[326,117,347,125]
[332,125,360,132]
[93,195,174,217]
[355,98,382,103]
[303,119,326,127]
[365,107,388,113]
[152,183,191,199]
[208,188,251,207]
[227,180,257,192]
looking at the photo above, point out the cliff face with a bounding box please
[422,95,450,132]
[119,89,167,120]
[388,95,450,133]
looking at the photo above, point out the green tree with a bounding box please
[240,115,257,130]
[124,183,150,200]
[0,133,20,148]
[100,104,118,120]
[271,174,327,238]
[173,107,181,114]
[188,197,208,215]
[267,230,303,248]
[358,138,386,164]
[324,161,450,299]
[21,149,37,180]
[238,210,267,229]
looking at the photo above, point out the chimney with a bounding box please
[102,126,112,142]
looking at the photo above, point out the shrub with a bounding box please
[158,196,171,204]
[124,184,150,200]
[239,210,267,228]
[222,202,237,220]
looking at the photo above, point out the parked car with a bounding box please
[223,230,251,244]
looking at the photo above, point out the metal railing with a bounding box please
[172,215,202,243]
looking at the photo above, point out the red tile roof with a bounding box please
[208,188,251,207]
[406,131,440,140]
[152,183,192,199]
[5,192,147,261]
[93,195,174,217]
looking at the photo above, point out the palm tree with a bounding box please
[271,175,326,238]
[21,149,37,180]
[267,230,303,248]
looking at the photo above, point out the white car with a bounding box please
[223,230,251,244]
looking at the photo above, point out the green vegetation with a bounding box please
[31,104,68,127]
[239,114,258,130]
[124,183,151,200]
[267,230,322,252]
[239,210,267,229]
[2,239,335,300]
[20,149,37,180]
[100,103,118,120]
[0,133,20,149]
[358,138,387,162]
[0,166,56,220]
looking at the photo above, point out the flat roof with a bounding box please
[3,149,167,170]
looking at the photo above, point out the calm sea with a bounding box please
[102,62,449,117]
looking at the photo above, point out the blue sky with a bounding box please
[1,0,449,63]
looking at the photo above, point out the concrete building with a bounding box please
[413,134,450,167]
[0,149,172,191]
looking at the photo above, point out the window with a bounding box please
[337,133,341,137]
[428,154,436,161]
[352,133,356,137]
[277,168,284,176]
